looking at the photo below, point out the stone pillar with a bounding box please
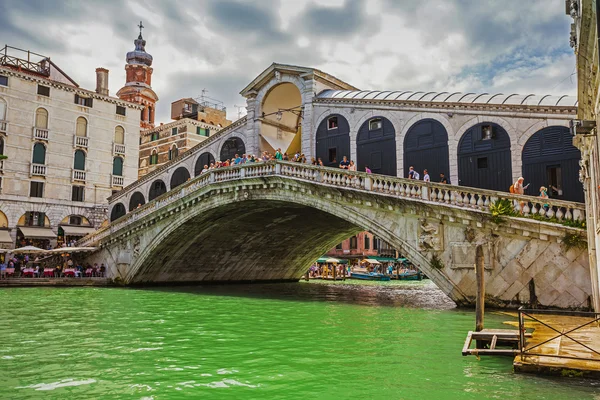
[301,82,315,160]
[245,94,259,156]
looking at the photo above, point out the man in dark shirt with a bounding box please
[440,173,449,184]
[339,156,350,169]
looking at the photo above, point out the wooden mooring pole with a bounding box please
[475,244,485,333]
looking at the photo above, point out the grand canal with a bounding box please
[1,281,598,399]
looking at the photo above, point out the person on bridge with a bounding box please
[440,173,448,184]
[423,169,430,182]
[339,156,350,169]
[365,165,372,174]
[275,148,283,160]
[348,161,356,171]
[408,166,415,179]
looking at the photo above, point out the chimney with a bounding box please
[95,67,109,96]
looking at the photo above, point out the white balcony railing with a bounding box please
[72,169,86,182]
[0,120,7,134]
[33,127,49,140]
[74,136,89,148]
[30,163,47,176]
[113,142,126,155]
[111,174,124,187]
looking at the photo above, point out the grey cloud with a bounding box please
[293,0,379,38]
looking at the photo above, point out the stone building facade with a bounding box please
[569,0,600,311]
[0,46,142,249]
[325,231,397,260]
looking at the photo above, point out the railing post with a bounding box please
[275,163,281,175]
[209,172,215,183]
[240,167,246,178]
[421,185,429,201]
[364,176,372,191]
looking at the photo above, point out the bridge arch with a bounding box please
[522,125,583,202]
[128,191,146,211]
[457,122,512,191]
[194,152,216,176]
[110,203,126,222]
[220,137,246,161]
[148,179,167,201]
[356,116,397,176]
[170,167,191,190]
[403,118,450,181]
[315,113,350,167]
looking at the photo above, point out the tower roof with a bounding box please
[126,21,153,66]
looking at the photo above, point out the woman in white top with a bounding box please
[423,169,430,182]
[348,161,357,171]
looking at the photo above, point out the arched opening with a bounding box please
[113,156,124,176]
[357,116,396,176]
[260,82,302,155]
[73,149,86,170]
[58,214,94,246]
[148,179,167,201]
[110,203,126,222]
[522,126,584,202]
[170,166,190,190]
[129,191,146,211]
[114,126,125,144]
[168,145,178,160]
[0,210,8,228]
[148,106,154,124]
[403,119,450,180]
[457,122,512,191]
[35,108,48,129]
[0,137,4,155]
[32,142,46,164]
[315,114,350,167]
[195,152,215,176]
[0,97,6,121]
[150,149,158,165]
[75,116,87,137]
[220,137,246,161]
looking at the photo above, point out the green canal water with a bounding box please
[0,281,599,399]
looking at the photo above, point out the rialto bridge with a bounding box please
[81,161,590,309]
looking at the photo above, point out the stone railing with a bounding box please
[113,142,126,155]
[111,175,124,187]
[72,169,86,182]
[74,135,89,148]
[79,161,586,247]
[108,115,248,203]
[30,163,46,176]
[33,127,49,140]
[0,120,7,134]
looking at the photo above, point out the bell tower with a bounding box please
[117,21,158,129]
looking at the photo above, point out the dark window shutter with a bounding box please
[74,94,80,104]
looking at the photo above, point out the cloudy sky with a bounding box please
[0,0,575,122]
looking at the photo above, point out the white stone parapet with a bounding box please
[72,169,86,182]
[111,175,124,187]
[74,135,89,148]
[33,127,49,140]
[78,161,586,248]
[30,162,46,177]
[113,142,126,155]
[0,120,7,134]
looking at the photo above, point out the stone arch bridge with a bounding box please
[81,161,591,309]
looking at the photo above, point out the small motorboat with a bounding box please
[396,269,423,281]
[350,271,391,281]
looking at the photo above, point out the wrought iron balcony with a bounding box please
[0,120,7,134]
[72,169,86,182]
[33,127,49,140]
[111,174,124,187]
[74,136,88,148]
[113,142,126,155]
[30,163,46,176]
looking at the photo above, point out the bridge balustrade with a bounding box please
[79,161,586,247]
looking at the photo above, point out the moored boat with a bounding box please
[350,272,391,281]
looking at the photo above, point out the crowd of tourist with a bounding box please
[0,256,106,279]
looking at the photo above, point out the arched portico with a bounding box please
[259,82,303,156]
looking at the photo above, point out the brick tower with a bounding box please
[117,21,158,129]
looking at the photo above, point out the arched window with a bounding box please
[0,97,6,121]
[148,106,153,123]
[168,145,178,160]
[32,142,46,164]
[113,156,123,176]
[75,117,87,137]
[150,149,158,165]
[0,137,4,155]
[73,150,86,170]
[114,126,125,144]
[35,108,48,129]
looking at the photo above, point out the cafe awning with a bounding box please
[18,227,57,239]
[317,257,348,264]
[60,225,96,236]
[0,230,12,243]
[367,256,397,263]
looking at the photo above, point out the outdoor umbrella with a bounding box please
[12,246,46,254]
[325,257,340,264]
[362,258,381,264]
[46,247,97,254]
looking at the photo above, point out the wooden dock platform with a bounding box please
[462,329,528,357]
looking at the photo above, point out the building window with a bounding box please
[369,118,382,131]
[140,108,145,121]
[481,125,494,140]
[71,185,85,202]
[113,156,123,176]
[69,215,82,225]
[197,126,209,137]
[150,151,158,165]
[373,237,379,250]
[29,181,44,198]
[477,157,488,169]
[168,146,178,160]
[25,211,45,226]
[73,150,86,170]
[151,132,159,141]
[335,243,343,250]
[171,127,178,136]
[35,108,48,129]
[328,116,338,130]
[74,94,93,107]
[75,117,87,137]
[0,75,7,87]
[350,236,358,249]
[0,97,6,121]
[114,126,125,145]
[148,106,153,122]
[328,147,337,163]
[32,142,46,164]
[364,235,370,250]
[37,85,50,97]
[116,105,126,116]
[0,137,4,155]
